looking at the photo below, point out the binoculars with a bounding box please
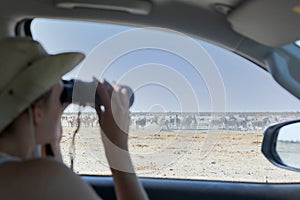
[60,79,134,107]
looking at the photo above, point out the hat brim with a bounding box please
[0,52,84,132]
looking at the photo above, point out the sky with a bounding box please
[30,18,300,113]
[278,122,300,141]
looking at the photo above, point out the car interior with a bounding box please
[2,0,300,199]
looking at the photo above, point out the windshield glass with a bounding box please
[31,18,300,183]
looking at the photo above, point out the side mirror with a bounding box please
[262,119,300,172]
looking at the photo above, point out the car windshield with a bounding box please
[31,18,300,183]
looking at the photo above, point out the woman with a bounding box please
[0,37,148,200]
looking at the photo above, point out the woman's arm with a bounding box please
[94,79,149,200]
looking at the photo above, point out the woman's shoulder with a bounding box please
[0,158,100,200]
[0,157,70,179]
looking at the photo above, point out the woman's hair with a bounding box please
[0,88,53,137]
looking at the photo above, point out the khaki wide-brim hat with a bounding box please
[0,37,85,133]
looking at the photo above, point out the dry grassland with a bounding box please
[60,127,300,183]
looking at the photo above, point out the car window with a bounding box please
[31,18,300,183]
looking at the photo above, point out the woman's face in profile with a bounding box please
[34,81,65,145]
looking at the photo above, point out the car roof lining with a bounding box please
[0,0,279,70]
[228,0,300,47]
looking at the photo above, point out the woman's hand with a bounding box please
[94,79,130,152]
[94,79,149,200]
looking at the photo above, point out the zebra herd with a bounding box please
[61,114,98,128]
[61,112,298,131]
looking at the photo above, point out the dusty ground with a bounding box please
[60,127,300,183]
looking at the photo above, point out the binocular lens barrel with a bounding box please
[60,79,134,107]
